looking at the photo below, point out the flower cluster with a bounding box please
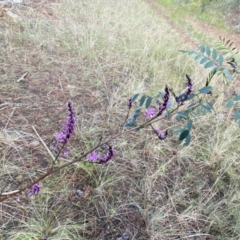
[176,74,193,104]
[29,183,40,197]
[155,129,168,140]
[88,146,114,164]
[158,86,170,116]
[56,101,75,144]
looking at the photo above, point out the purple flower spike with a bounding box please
[159,86,170,115]
[128,98,133,110]
[186,74,193,94]
[87,151,100,162]
[29,183,40,197]
[56,101,75,144]
[176,75,193,104]
[145,108,157,118]
[156,129,168,140]
[100,146,114,164]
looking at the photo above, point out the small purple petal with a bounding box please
[156,129,168,140]
[145,108,157,118]
[56,132,66,142]
[88,151,100,162]
[62,150,69,157]
[29,183,40,197]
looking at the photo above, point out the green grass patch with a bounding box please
[157,0,229,30]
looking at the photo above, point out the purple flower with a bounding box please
[155,129,168,140]
[87,151,100,162]
[145,108,157,118]
[29,183,40,197]
[62,150,69,157]
[176,75,193,104]
[158,86,170,115]
[56,101,75,144]
[128,98,133,109]
[186,74,193,93]
[100,146,114,164]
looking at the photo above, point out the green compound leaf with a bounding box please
[186,119,193,131]
[199,86,213,94]
[201,103,213,113]
[223,68,233,80]
[200,45,205,53]
[145,97,152,109]
[205,46,211,56]
[125,120,136,127]
[233,95,240,101]
[188,50,197,55]
[166,110,171,119]
[156,92,163,98]
[184,134,191,146]
[187,103,200,110]
[234,110,240,122]
[167,101,174,108]
[179,130,189,141]
[204,61,215,69]
[206,102,214,111]
[200,57,209,65]
[180,50,197,55]
[132,93,139,102]
[139,95,146,107]
[125,108,141,127]
[173,128,185,135]
[226,100,234,108]
[212,49,217,60]
[195,54,203,61]
[218,54,224,66]
[176,111,187,120]
[186,93,195,100]
[211,66,220,74]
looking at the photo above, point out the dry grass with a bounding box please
[0,0,240,239]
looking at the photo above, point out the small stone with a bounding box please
[29,140,40,147]
[76,190,84,196]
[122,232,130,240]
